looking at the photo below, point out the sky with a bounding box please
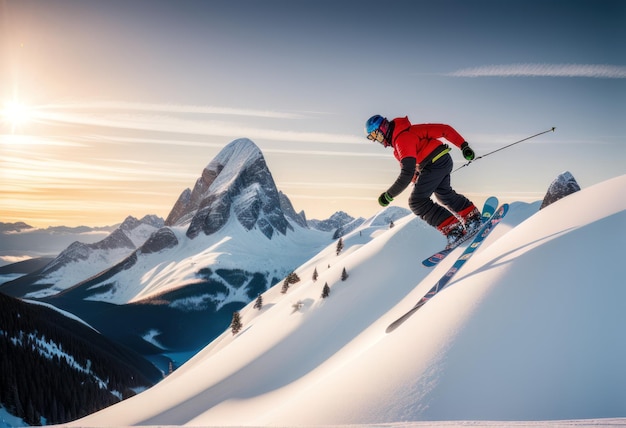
[1,0,625,227]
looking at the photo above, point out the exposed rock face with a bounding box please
[279,191,308,228]
[90,228,136,252]
[166,138,292,240]
[540,171,581,210]
[139,227,178,254]
[165,188,192,226]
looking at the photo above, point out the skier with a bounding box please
[365,115,480,248]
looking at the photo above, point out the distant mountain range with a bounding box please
[0,222,116,234]
[0,138,404,375]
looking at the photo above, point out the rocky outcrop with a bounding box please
[540,171,581,209]
[139,227,179,254]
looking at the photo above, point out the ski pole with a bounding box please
[453,127,556,172]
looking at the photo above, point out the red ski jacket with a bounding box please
[391,116,467,165]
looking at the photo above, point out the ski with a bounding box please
[422,196,499,268]
[386,203,509,334]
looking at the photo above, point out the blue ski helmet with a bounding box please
[365,115,390,147]
[365,115,385,135]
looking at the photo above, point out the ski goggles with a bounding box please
[367,129,387,145]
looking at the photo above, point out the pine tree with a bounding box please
[281,278,290,294]
[336,237,344,255]
[341,267,349,281]
[282,271,300,294]
[287,271,301,284]
[312,267,318,282]
[230,311,242,335]
[254,294,263,310]
[389,220,395,228]
[321,283,330,298]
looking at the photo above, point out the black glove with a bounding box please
[378,192,393,207]
[461,142,475,161]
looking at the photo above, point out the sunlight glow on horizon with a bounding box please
[1,100,33,133]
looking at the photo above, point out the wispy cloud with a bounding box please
[264,147,387,157]
[281,181,382,190]
[1,152,192,192]
[0,134,86,147]
[287,193,376,201]
[42,101,308,119]
[448,64,626,78]
[33,103,363,145]
[78,135,388,159]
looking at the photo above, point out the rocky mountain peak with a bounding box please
[540,171,581,209]
[165,139,292,240]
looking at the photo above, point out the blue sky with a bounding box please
[1,0,624,226]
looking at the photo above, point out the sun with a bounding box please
[1,101,33,132]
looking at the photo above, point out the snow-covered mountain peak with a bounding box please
[204,138,263,190]
[166,139,266,228]
[211,137,261,163]
[163,138,293,240]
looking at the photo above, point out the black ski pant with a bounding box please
[408,153,473,229]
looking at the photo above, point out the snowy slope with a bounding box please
[69,175,626,426]
[86,216,334,305]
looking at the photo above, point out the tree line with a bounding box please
[0,292,160,425]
